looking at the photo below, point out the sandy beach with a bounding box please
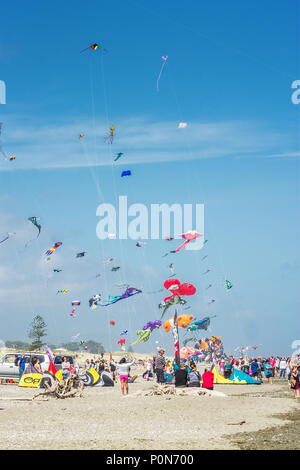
[0,374,298,450]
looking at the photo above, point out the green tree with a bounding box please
[28,315,47,350]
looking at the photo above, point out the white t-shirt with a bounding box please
[280,360,287,369]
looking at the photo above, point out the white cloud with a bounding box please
[0,115,296,171]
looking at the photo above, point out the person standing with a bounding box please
[116,358,136,395]
[279,357,287,379]
[154,348,166,384]
[61,356,71,379]
[289,366,300,399]
[17,354,26,380]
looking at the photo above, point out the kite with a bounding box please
[178,122,187,128]
[111,266,120,272]
[70,308,76,318]
[76,252,86,258]
[80,43,107,53]
[163,315,193,332]
[170,230,202,253]
[80,340,86,346]
[202,269,210,275]
[78,134,85,139]
[201,255,208,261]
[109,320,116,326]
[0,232,15,244]
[183,337,197,347]
[98,286,142,307]
[114,152,124,162]
[187,316,217,332]
[142,320,162,332]
[206,284,212,290]
[46,242,62,256]
[121,170,131,177]
[57,289,69,294]
[120,330,128,335]
[9,155,16,161]
[136,241,146,247]
[71,301,81,306]
[118,338,126,346]
[131,329,152,346]
[159,296,187,318]
[104,125,116,144]
[53,269,62,273]
[165,237,174,241]
[208,299,215,305]
[225,279,233,290]
[104,257,114,263]
[71,333,80,341]
[156,55,168,92]
[26,217,41,246]
[46,257,52,262]
[163,278,196,303]
[89,294,101,308]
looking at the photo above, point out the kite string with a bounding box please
[156,59,167,92]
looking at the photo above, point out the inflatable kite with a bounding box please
[121,170,131,177]
[163,315,193,333]
[46,242,62,256]
[114,152,124,162]
[163,278,196,303]
[142,320,162,332]
[109,320,116,326]
[159,296,187,318]
[89,294,101,308]
[98,286,142,307]
[131,329,151,346]
[187,316,216,332]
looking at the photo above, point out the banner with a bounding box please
[172,309,180,366]
[18,373,43,388]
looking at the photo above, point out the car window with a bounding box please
[4,355,16,363]
[36,355,45,364]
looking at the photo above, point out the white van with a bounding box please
[0,352,51,379]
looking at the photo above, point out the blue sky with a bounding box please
[0,0,299,357]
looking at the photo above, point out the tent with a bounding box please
[229,367,261,384]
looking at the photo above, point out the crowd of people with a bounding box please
[14,350,300,399]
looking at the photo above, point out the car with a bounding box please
[0,352,75,379]
[0,352,51,380]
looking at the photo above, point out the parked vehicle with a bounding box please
[0,352,74,379]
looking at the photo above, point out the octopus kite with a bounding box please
[25,217,41,247]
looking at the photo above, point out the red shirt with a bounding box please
[202,371,214,389]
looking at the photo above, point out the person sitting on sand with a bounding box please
[116,357,136,395]
[202,368,214,390]
[187,363,201,387]
[173,362,189,388]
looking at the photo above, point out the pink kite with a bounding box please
[171,230,202,253]
[118,338,126,345]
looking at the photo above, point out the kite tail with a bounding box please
[173,239,191,253]
[156,61,167,92]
